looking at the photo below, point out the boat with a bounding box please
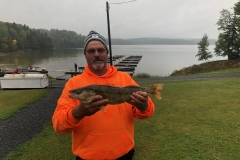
[0,73,49,89]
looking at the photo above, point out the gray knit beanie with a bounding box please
[83,30,108,53]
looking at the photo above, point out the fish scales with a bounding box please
[90,85,146,104]
[69,84,163,104]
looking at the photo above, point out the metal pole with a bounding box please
[106,1,113,66]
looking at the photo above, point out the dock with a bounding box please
[64,67,85,77]
[64,71,83,77]
[63,55,142,78]
[110,55,142,76]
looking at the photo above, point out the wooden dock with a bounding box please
[64,71,83,77]
[64,67,84,77]
[64,55,142,78]
[113,55,142,76]
[107,55,126,65]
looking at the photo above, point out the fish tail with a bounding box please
[148,84,163,99]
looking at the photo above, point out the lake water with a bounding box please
[0,45,226,78]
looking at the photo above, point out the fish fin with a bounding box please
[83,96,94,103]
[151,84,163,99]
[153,91,162,99]
[99,105,107,112]
[125,85,140,88]
[68,93,95,103]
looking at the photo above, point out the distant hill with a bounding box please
[109,38,217,45]
[0,21,217,52]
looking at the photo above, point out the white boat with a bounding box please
[0,74,49,89]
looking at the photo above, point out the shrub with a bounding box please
[133,72,151,78]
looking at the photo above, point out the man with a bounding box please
[74,63,77,72]
[14,67,18,74]
[52,30,155,160]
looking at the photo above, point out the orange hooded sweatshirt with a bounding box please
[52,65,155,159]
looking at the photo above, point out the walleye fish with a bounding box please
[69,84,163,112]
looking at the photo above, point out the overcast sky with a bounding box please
[0,0,238,39]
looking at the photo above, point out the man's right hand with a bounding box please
[72,95,109,120]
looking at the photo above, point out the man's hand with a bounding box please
[128,91,148,112]
[72,95,109,120]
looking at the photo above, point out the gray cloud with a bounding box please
[0,0,238,38]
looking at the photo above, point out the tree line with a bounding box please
[0,22,86,52]
[44,29,86,48]
[196,1,240,61]
[0,22,53,52]
[1,21,215,53]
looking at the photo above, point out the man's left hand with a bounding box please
[128,91,148,112]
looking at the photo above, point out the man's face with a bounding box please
[85,41,108,75]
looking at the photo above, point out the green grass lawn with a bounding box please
[0,89,49,120]
[3,77,240,160]
[134,78,240,159]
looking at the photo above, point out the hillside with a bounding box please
[170,59,240,76]
[0,21,217,53]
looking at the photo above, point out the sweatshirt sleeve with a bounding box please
[52,80,82,134]
[132,97,155,119]
[123,73,155,119]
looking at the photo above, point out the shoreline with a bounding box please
[0,51,26,70]
[0,64,28,70]
[0,53,7,57]
[0,50,25,58]
[0,50,24,55]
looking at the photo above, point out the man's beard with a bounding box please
[92,61,104,70]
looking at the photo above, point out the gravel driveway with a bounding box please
[0,86,64,159]
[0,72,240,159]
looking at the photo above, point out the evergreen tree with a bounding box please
[234,1,240,15]
[49,29,85,48]
[214,9,240,60]
[0,22,9,52]
[196,34,212,61]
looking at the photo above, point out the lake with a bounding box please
[0,45,226,78]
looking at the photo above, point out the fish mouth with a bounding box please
[68,93,78,99]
